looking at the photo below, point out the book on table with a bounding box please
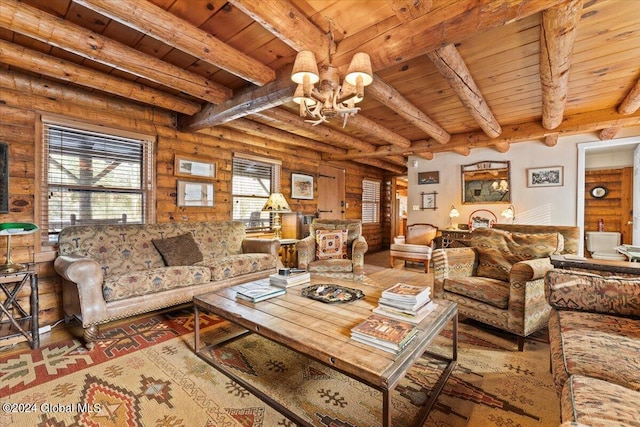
[350,314,418,354]
[235,280,286,302]
[380,283,431,310]
[373,300,437,324]
[269,271,311,288]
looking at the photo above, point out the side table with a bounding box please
[0,266,39,349]
[437,229,471,248]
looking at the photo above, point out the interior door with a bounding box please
[317,164,345,219]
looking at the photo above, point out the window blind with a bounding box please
[362,179,381,224]
[232,155,280,232]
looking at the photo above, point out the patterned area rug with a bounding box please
[1,289,559,427]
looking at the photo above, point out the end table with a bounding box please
[0,265,39,349]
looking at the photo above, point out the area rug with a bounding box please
[1,295,559,427]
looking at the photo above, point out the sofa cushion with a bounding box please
[201,253,276,281]
[152,232,203,266]
[103,266,211,302]
[389,243,432,255]
[548,309,640,394]
[316,229,348,260]
[443,276,510,309]
[561,375,640,426]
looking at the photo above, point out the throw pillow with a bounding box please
[475,247,513,282]
[316,229,348,260]
[152,232,203,266]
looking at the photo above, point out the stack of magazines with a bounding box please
[269,270,311,288]
[373,283,436,324]
[235,279,285,303]
[351,314,418,354]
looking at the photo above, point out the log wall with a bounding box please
[0,81,386,328]
[584,167,633,244]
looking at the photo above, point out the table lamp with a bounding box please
[501,205,516,224]
[262,193,291,239]
[448,205,460,229]
[0,222,40,273]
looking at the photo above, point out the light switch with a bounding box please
[412,205,420,211]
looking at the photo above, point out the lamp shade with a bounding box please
[449,206,460,219]
[344,52,373,86]
[501,205,515,220]
[293,84,317,105]
[262,193,291,213]
[291,51,320,84]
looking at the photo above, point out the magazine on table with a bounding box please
[269,271,311,288]
[373,300,437,324]
[235,280,286,302]
[381,283,431,307]
[350,314,418,354]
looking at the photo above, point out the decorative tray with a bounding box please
[301,284,365,304]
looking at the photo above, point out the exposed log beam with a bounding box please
[75,0,275,87]
[427,44,501,138]
[346,114,411,148]
[179,68,295,131]
[0,40,200,115]
[253,108,377,153]
[544,134,559,147]
[367,77,450,144]
[387,0,433,23]
[540,0,582,130]
[453,146,471,156]
[599,126,621,140]
[0,0,231,104]
[334,0,564,71]
[418,152,434,161]
[619,77,640,115]
[222,118,346,154]
[323,107,640,160]
[356,158,406,174]
[493,142,510,153]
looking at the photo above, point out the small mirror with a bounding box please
[461,161,510,204]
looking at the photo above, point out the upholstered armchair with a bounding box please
[432,226,577,351]
[296,219,368,281]
[389,223,438,272]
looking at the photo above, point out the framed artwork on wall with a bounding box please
[177,180,214,207]
[174,155,216,179]
[0,143,7,213]
[418,171,439,184]
[291,173,314,199]
[527,166,564,187]
[421,191,438,210]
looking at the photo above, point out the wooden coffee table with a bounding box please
[194,276,457,427]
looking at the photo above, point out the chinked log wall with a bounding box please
[584,167,633,243]
[0,77,386,327]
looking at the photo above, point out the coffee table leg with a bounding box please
[194,304,200,353]
[383,389,391,427]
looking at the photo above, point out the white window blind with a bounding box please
[42,122,153,242]
[362,179,381,224]
[232,155,280,232]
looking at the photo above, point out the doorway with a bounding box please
[317,164,345,220]
[577,136,639,254]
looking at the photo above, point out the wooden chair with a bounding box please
[389,223,438,273]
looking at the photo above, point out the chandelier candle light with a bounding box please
[262,193,292,239]
[291,31,373,127]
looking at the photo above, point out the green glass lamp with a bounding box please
[0,222,40,273]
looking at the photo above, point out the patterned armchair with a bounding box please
[433,226,576,351]
[296,219,368,281]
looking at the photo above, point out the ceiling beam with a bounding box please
[0,0,231,104]
[599,126,621,140]
[179,68,296,131]
[544,134,559,147]
[540,0,582,130]
[345,114,411,149]
[427,44,501,138]
[0,40,201,115]
[619,76,640,115]
[387,0,433,23]
[75,0,275,87]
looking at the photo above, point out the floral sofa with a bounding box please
[432,225,579,351]
[55,221,279,349]
[546,268,640,426]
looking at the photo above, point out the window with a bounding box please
[41,119,154,242]
[362,179,381,224]
[232,154,281,232]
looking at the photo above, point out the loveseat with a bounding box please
[546,268,640,426]
[55,221,279,349]
[433,224,579,350]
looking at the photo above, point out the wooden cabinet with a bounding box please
[437,229,471,248]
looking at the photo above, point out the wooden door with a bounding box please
[317,164,345,219]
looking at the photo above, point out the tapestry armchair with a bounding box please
[433,226,578,351]
[296,219,368,281]
[389,223,438,272]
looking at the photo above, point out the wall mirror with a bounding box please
[461,160,511,204]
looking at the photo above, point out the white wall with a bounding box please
[406,126,640,230]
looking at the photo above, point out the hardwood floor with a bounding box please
[1,250,429,356]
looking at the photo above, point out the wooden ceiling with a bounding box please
[1,0,639,174]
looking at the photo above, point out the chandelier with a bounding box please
[290,30,373,127]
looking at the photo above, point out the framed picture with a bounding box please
[527,166,564,187]
[418,171,439,185]
[0,143,8,214]
[420,191,438,210]
[291,173,314,199]
[177,180,214,207]
[174,155,216,178]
